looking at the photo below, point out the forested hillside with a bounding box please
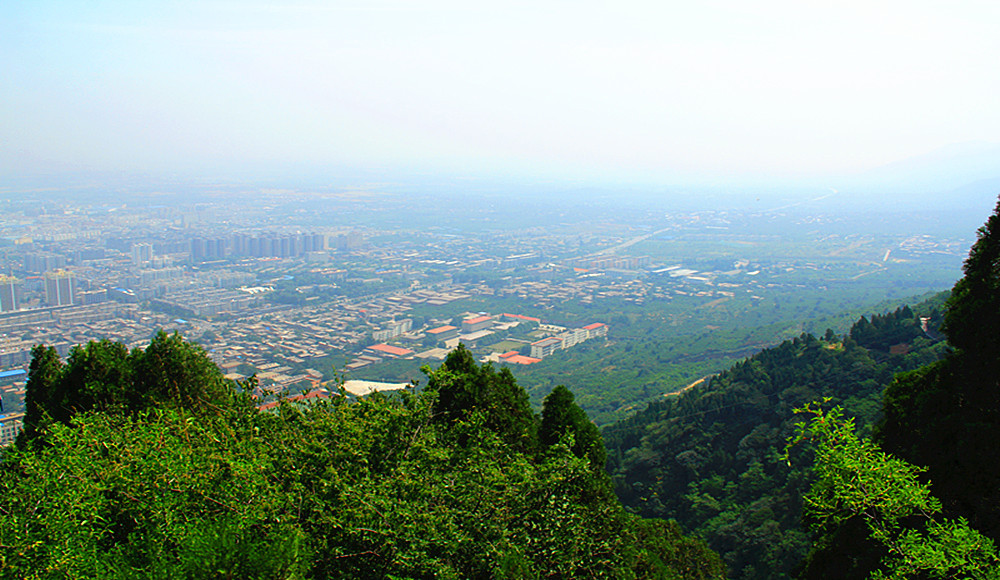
[0,336,723,579]
[795,197,1000,578]
[606,197,1000,579]
[604,294,950,579]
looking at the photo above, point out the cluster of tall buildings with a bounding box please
[0,276,21,313]
[229,233,327,260]
[44,270,75,307]
[0,271,76,312]
[23,252,67,273]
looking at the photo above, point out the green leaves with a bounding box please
[787,404,1000,579]
[1,408,304,579]
[942,197,1000,360]
[19,331,240,448]
[540,384,607,472]
[3,335,724,578]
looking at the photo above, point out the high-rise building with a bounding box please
[23,252,67,273]
[337,231,364,251]
[131,243,153,266]
[44,270,75,307]
[0,276,21,313]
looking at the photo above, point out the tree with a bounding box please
[20,344,63,443]
[786,403,1000,579]
[942,197,1000,360]
[425,344,538,452]
[2,335,726,579]
[132,330,229,412]
[876,197,1000,541]
[18,331,235,447]
[539,384,606,471]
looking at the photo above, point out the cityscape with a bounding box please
[0,187,973,444]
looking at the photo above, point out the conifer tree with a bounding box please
[540,384,607,471]
[426,344,538,451]
[942,197,1000,362]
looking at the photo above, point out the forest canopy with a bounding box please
[1,339,723,579]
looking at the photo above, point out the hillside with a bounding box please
[796,197,1000,578]
[604,294,950,579]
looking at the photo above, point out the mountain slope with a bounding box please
[604,295,949,579]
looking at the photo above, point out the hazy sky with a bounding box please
[3,1,1000,185]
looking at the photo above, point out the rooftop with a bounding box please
[368,343,414,357]
[427,325,458,334]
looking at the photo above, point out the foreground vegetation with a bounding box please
[1,335,722,579]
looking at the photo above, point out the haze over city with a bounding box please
[3,0,1000,200]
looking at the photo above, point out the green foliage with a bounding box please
[848,305,922,352]
[871,197,1000,553]
[1,408,304,579]
[942,197,1000,359]
[425,344,538,452]
[540,385,607,472]
[20,331,235,448]
[605,297,949,579]
[786,404,1000,579]
[1,335,724,579]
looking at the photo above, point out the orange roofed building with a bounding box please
[367,343,415,357]
[426,325,460,341]
[582,322,608,338]
[499,351,541,365]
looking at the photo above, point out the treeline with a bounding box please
[604,296,950,579]
[0,337,723,578]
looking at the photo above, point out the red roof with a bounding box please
[257,390,330,411]
[499,351,519,359]
[368,343,414,356]
[427,325,458,334]
[583,322,607,330]
[503,354,541,365]
[463,315,492,324]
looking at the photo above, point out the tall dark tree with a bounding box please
[540,384,606,471]
[132,330,229,412]
[942,196,1000,361]
[20,344,64,443]
[18,331,233,446]
[57,340,134,414]
[426,344,538,451]
[877,197,1000,543]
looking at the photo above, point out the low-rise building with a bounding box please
[0,412,24,446]
[461,315,493,333]
[426,325,459,342]
[583,322,608,339]
[367,343,414,358]
[530,336,563,359]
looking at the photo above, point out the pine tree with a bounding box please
[540,384,607,471]
[877,196,1000,542]
[942,197,1000,363]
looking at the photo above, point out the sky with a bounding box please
[3,1,1000,188]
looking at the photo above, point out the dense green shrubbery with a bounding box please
[1,340,723,579]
